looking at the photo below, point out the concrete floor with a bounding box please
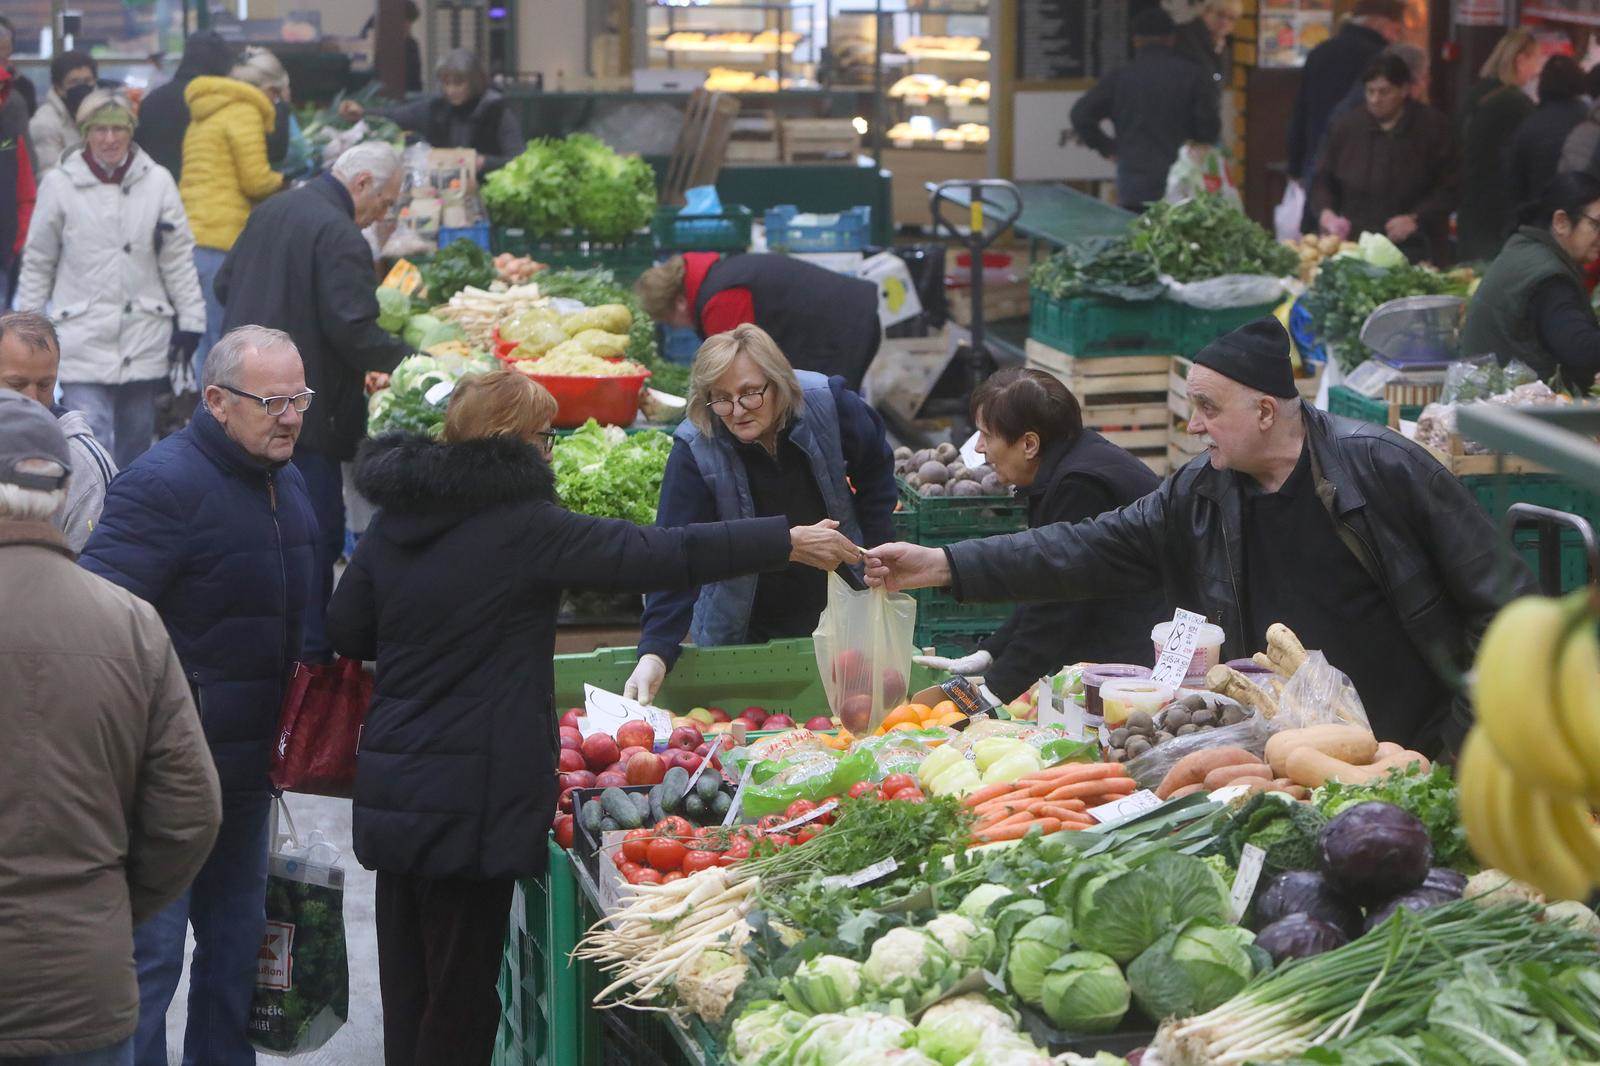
[163,793,384,1065]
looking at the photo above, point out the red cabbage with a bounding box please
[1255,914,1349,964]
[1252,870,1363,938]
[1362,886,1457,932]
[1318,801,1432,906]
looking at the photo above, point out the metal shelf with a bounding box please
[1458,405,1600,492]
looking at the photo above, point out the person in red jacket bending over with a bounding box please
[635,251,882,391]
[0,63,37,308]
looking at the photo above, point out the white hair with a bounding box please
[332,141,401,187]
[0,482,67,522]
[204,325,298,389]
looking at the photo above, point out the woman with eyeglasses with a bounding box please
[623,324,897,704]
[325,368,858,1062]
[1463,170,1600,393]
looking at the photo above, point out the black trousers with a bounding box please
[375,870,516,1066]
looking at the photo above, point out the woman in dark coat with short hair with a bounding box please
[326,370,859,1066]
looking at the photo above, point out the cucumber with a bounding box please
[695,769,722,802]
[711,791,732,818]
[601,787,642,830]
[579,798,605,835]
[630,792,651,824]
[684,793,706,821]
[660,767,691,811]
[649,790,667,826]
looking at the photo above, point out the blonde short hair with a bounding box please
[444,369,559,443]
[1480,28,1536,85]
[687,324,804,436]
[232,47,290,93]
[635,256,687,323]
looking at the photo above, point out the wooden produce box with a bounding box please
[726,110,781,164]
[781,118,860,163]
[1424,435,1551,477]
[1026,339,1171,474]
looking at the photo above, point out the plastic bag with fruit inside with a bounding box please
[813,573,918,737]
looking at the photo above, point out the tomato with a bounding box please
[552,815,575,850]
[621,828,653,864]
[763,833,793,849]
[784,799,818,823]
[661,871,685,883]
[716,852,742,867]
[847,781,879,799]
[654,816,695,841]
[647,837,688,872]
[619,861,644,880]
[631,868,663,885]
[681,849,720,875]
[894,788,926,803]
[694,831,728,853]
[792,826,818,845]
[880,773,917,796]
[723,837,753,862]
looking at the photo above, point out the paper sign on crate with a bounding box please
[581,684,673,742]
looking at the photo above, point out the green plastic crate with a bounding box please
[552,638,938,718]
[897,479,1028,547]
[1173,300,1283,358]
[492,228,659,284]
[1327,385,1424,427]
[1464,474,1600,593]
[494,842,596,1066]
[1029,289,1180,355]
[650,205,754,251]
[913,618,1003,654]
[912,585,1014,628]
[892,505,918,542]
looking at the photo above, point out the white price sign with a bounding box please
[1087,789,1163,824]
[683,733,725,797]
[766,799,838,834]
[821,857,900,891]
[1149,607,1209,688]
[722,763,756,827]
[580,684,673,743]
[1230,843,1268,923]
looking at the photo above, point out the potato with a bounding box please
[1156,746,1258,799]
[1265,724,1378,777]
[1203,762,1274,790]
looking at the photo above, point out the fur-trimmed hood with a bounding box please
[355,432,556,546]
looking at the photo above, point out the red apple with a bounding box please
[692,743,723,770]
[832,650,869,695]
[561,770,596,792]
[595,770,629,789]
[804,716,835,731]
[667,725,702,751]
[602,761,623,776]
[558,787,578,813]
[625,751,666,786]
[559,727,582,751]
[741,706,769,724]
[619,745,649,765]
[559,709,584,731]
[738,714,765,731]
[676,752,703,774]
[660,749,696,772]
[839,694,873,733]
[708,707,732,723]
[763,714,795,730]
[558,748,587,773]
[581,732,620,772]
[882,669,907,706]
[615,720,655,751]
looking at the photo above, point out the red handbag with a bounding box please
[270,657,373,797]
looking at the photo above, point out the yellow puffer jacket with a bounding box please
[179,77,282,250]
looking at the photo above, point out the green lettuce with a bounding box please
[482,134,655,242]
[549,420,672,524]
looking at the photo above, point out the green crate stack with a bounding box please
[650,205,754,252]
[1173,300,1283,359]
[912,618,999,655]
[896,479,1028,548]
[1327,384,1424,427]
[494,841,596,1066]
[1464,474,1600,592]
[492,228,659,284]
[1029,290,1181,356]
[892,504,918,542]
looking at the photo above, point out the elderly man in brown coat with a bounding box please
[0,389,221,1066]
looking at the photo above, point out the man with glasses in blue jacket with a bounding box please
[79,324,319,1066]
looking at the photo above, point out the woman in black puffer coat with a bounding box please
[326,370,859,1066]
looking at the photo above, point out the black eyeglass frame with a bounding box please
[217,384,316,417]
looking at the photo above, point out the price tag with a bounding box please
[1034,678,1087,739]
[766,799,838,834]
[423,379,455,407]
[821,856,900,891]
[1229,843,1267,923]
[721,763,756,827]
[1087,788,1163,824]
[1149,607,1209,689]
[581,684,673,743]
[683,734,725,797]
[959,430,984,470]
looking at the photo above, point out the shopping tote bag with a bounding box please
[250,800,349,1055]
[271,657,371,797]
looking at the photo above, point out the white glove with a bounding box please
[912,649,993,677]
[623,654,667,703]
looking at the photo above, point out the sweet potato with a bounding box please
[1203,762,1275,790]
[1284,745,1420,788]
[1156,746,1258,798]
[1266,724,1378,777]
[1169,783,1207,799]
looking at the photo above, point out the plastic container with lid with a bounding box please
[1082,664,1150,726]
[1100,679,1175,729]
[1150,621,1226,676]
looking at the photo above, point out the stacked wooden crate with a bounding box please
[1025,339,1172,476]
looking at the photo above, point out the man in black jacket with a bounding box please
[215,141,409,660]
[1070,9,1222,212]
[1287,0,1404,203]
[133,31,236,181]
[866,318,1534,754]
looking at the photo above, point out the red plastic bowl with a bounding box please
[492,326,518,362]
[523,369,653,428]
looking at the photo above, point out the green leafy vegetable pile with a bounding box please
[1212,791,1328,877]
[550,419,672,524]
[1315,764,1472,872]
[482,134,656,242]
[367,351,494,438]
[1029,237,1164,303]
[1299,255,1468,372]
[535,268,686,395]
[375,286,414,335]
[419,238,497,304]
[1131,195,1300,282]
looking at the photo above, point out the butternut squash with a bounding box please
[1266,724,1378,777]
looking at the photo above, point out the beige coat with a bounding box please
[0,520,221,1057]
[27,87,81,172]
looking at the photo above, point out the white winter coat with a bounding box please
[16,148,206,386]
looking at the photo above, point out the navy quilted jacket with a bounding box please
[79,403,318,794]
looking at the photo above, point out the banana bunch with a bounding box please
[1461,590,1600,898]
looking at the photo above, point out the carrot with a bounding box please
[1044,777,1137,803]
[976,817,1062,843]
[972,793,1031,817]
[980,807,1042,830]
[1037,803,1090,822]
[1013,762,1127,787]
[965,782,1025,807]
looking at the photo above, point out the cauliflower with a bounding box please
[861,927,956,1006]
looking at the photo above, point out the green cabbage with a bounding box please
[1144,851,1231,926]
[787,1010,917,1066]
[781,955,864,1015]
[1039,951,1129,1034]
[1126,919,1256,1022]
[923,913,995,971]
[1356,232,1408,270]
[729,1001,809,1066]
[956,884,1014,924]
[914,994,1018,1066]
[1067,858,1171,963]
[549,419,672,524]
[861,928,957,1007]
[1005,915,1074,1008]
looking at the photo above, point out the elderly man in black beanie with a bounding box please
[865,318,1533,755]
[1070,7,1222,211]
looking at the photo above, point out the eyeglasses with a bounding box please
[218,384,316,417]
[534,430,557,452]
[707,384,769,417]
[1580,214,1600,230]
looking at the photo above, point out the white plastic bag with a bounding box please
[813,573,917,736]
[1274,181,1306,242]
[1164,145,1242,208]
[1161,272,1288,310]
